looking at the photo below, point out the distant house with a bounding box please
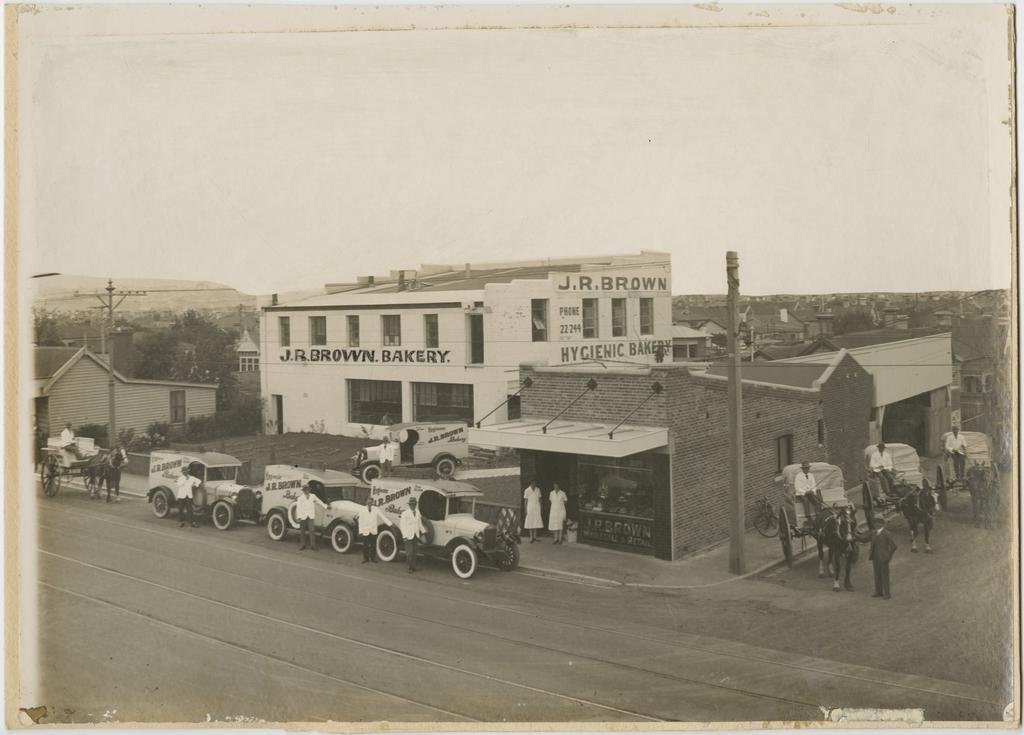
[33,345,217,438]
[234,328,261,398]
[677,307,730,336]
[670,324,711,361]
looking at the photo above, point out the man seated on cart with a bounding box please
[58,423,86,461]
[867,442,896,497]
[945,425,968,482]
[794,461,820,522]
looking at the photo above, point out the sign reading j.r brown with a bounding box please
[556,273,669,292]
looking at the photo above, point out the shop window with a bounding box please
[582,298,599,339]
[531,299,549,342]
[611,298,626,337]
[382,315,401,346]
[348,379,402,425]
[413,382,474,424]
[468,314,484,364]
[309,316,327,346]
[169,390,187,425]
[278,316,291,348]
[983,374,994,393]
[639,298,654,335]
[776,434,794,474]
[963,375,982,394]
[672,344,696,360]
[507,394,521,421]
[347,315,360,347]
[424,314,439,349]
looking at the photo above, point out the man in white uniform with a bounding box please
[400,496,428,573]
[294,483,328,551]
[794,461,819,520]
[357,495,394,563]
[868,442,896,495]
[60,423,84,459]
[381,436,396,477]
[175,467,201,528]
[945,426,968,481]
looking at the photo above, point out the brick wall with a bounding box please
[518,360,871,560]
[819,352,874,486]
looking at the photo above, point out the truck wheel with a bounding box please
[266,511,288,541]
[212,501,234,530]
[360,463,382,483]
[434,456,456,479]
[493,539,520,571]
[152,489,172,519]
[376,529,399,562]
[330,523,355,554]
[451,543,478,579]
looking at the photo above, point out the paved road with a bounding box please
[31,486,1008,724]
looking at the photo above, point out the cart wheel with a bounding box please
[266,511,288,541]
[42,463,59,497]
[329,523,354,554]
[778,508,793,568]
[376,529,399,562]
[451,543,478,579]
[212,501,234,530]
[434,456,456,479]
[493,539,520,571]
[360,463,382,484]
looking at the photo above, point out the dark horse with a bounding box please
[81,452,109,497]
[966,463,998,528]
[899,480,937,552]
[806,496,864,592]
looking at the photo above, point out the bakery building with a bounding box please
[469,351,872,560]
[260,253,674,436]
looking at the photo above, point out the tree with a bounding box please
[833,309,875,335]
[33,309,63,346]
[133,331,177,381]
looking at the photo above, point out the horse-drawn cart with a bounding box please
[936,431,1000,525]
[773,462,854,568]
[40,437,108,497]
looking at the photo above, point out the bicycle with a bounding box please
[753,495,779,537]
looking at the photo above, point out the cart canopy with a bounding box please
[776,462,851,527]
[862,443,923,488]
[942,431,994,467]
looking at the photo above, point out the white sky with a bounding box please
[15,4,1015,296]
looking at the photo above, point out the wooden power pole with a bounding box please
[726,252,746,575]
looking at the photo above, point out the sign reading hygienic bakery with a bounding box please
[560,339,672,363]
[280,348,452,364]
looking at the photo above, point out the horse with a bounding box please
[898,480,937,553]
[818,506,864,592]
[966,463,997,528]
[82,453,109,498]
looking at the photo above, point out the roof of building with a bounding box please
[236,329,259,353]
[279,253,671,307]
[812,327,945,351]
[35,346,81,380]
[678,306,731,325]
[36,346,218,393]
[671,324,708,339]
[752,343,816,361]
[951,338,985,363]
[704,361,835,390]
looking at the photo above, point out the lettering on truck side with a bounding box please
[427,427,465,444]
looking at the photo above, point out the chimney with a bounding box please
[271,293,278,306]
[816,313,834,336]
[109,328,134,378]
[883,306,898,328]
[397,270,406,291]
[464,263,472,277]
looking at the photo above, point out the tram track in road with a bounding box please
[39,536,824,719]
[39,500,1004,719]
[39,580,477,723]
[40,550,666,722]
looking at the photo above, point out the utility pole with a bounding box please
[82,280,146,446]
[726,252,746,575]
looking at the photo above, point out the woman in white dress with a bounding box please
[523,481,543,543]
[548,483,568,545]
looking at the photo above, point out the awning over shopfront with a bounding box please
[469,419,668,458]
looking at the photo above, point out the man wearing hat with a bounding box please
[295,483,328,551]
[869,518,898,599]
[794,461,819,520]
[400,496,428,573]
[945,425,968,482]
[868,441,895,495]
[357,494,394,563]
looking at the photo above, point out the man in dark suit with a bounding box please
[869,521,898,599]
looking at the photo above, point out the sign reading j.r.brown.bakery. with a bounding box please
[280,348,451,364]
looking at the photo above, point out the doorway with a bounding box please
[272,394,284,435]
